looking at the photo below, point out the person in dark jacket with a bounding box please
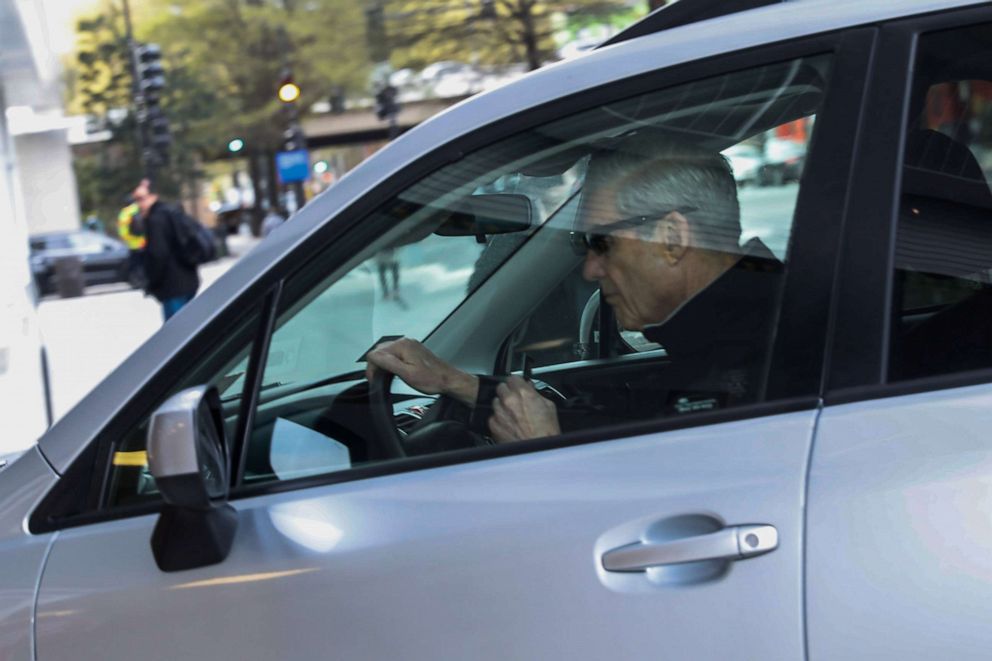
[366,137,783,442]
[132,179,200,321]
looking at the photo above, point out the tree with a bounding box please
[66,7,145,226]
[139,0,370,211]
[66,0,371,220]
[382,0,638,72]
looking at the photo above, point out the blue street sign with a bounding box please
[276,149,310,183]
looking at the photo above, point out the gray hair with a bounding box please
[586,139,742,254]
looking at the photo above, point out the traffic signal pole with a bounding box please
[121,0,154,182]
[275,26,307,212]
[122,0,171,182]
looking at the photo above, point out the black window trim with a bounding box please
[34,25,872,533]
[231,282,283,488]
[824,4,992,405]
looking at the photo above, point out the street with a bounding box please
[36,233,260,431]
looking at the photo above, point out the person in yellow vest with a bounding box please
[118,200,147,289]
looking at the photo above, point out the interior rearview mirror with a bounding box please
[147,385,237,572]
[433,193,533,237]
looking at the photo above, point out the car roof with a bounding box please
[35,0,986,472]
[31,230,84,238]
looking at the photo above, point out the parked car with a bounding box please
[722,142,765,186]
[6,1,992,660]
[28,229,131,295]
[759,136,807,185]
[418,60,483,98]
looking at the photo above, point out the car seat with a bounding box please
[890,128,992,380]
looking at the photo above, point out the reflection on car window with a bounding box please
[242,53,832,486]
[889,23,992,382]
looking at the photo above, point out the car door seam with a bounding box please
[801,398,824,661]
[31,530,58,661]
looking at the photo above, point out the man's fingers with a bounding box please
[370,351,406,374]
[488,411,514,444]
[506,374,529,389]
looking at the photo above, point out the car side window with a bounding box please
[105,305,263,507]
[240,52,834,487]
[507,117,813,371]
[888,23,992,381]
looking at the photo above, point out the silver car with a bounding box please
[5,1,992,659]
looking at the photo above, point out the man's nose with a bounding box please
[582,250,605,281]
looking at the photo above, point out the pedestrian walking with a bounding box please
[131,179,200,322]
[375,248,402,301]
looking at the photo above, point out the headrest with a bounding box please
[903,129,992,210]
[898,129,992,277]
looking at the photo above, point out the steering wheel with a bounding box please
[368,370,409,460]
[369,368,500,458]
[369,358,576,458]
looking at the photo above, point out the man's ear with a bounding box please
[657,211,690,264]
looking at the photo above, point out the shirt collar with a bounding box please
[640,238,782,357]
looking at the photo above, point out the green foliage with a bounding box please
[141,0,370,153]
[66,0,371,217]
[64,0,639,219]
[383,0,638,71]
[68,11,132,116]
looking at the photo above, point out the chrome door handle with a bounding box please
[602,524,778,572]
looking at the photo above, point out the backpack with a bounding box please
[167,206,217,266]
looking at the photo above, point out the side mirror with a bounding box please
[147,385,237,572]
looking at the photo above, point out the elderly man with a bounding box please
[366,139,782,443]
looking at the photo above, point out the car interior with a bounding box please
[888,23,992,381]
[106,53,833,506]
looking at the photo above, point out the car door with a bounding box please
[32,26,871,661]
[807,7,992,659]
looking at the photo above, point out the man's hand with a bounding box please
[366,337,478,404]
[489,376,561,443]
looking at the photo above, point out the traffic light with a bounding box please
[278,72,301,103]
[283,125,306,151]
[133,43,171,164]
[374,84,398,121]
[135,44,165,107]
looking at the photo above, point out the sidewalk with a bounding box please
[37,233,260,428]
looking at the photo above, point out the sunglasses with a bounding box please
[570,206,696,256]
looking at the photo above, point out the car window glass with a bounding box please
[105,305,263,508]
[507,108,814,369]
[44,235,72,250]
[243,53,833,487]
[888,23,992,381]
[70,232,103,252]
